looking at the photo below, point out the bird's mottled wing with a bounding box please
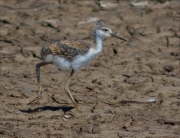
[41,40,91,61]
[61,40,91,50]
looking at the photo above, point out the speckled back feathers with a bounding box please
[41,40,93,61]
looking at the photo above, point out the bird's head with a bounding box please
[94,20,126,41]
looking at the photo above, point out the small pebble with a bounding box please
[64,114,71,119]
[62,117,68,122]
[92,124,101,134]
[147,98,156,102]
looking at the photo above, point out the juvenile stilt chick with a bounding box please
[28,21,126,111]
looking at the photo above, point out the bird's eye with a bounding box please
[103,29,108,32]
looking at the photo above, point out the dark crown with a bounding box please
[95,20,108,29]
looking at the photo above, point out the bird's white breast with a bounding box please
[72,48,101,70]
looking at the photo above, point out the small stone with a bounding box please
[63,114,71,119]
[147,98,156,102]
[92,79,97,83]
[122,72,134,78]
[105,109,114,114]
[92,124,101,134]
[62,117,68,122]
[163,65,174,72]
[5,85,14,90]
[81,124,93,133]
[170,52,179,57]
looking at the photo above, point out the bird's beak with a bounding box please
[111,33,126,41]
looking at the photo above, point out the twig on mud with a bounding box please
[101,100,156,106]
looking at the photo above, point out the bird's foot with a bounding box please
[73,102,82,113]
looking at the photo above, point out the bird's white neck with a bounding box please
[94,31,103,52]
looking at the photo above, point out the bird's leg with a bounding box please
[27,62,51,105]
[64,69,80,112]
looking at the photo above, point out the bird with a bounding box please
[28,20,126,112]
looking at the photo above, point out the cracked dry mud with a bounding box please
[0,0,180,138]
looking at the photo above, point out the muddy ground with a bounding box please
[0,0,180,137]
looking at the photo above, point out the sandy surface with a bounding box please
[0,0,180,137]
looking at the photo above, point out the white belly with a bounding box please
[43,55,71,70]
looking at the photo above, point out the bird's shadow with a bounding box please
[19,106,75,113]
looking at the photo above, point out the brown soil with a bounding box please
[0,0,180,138]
